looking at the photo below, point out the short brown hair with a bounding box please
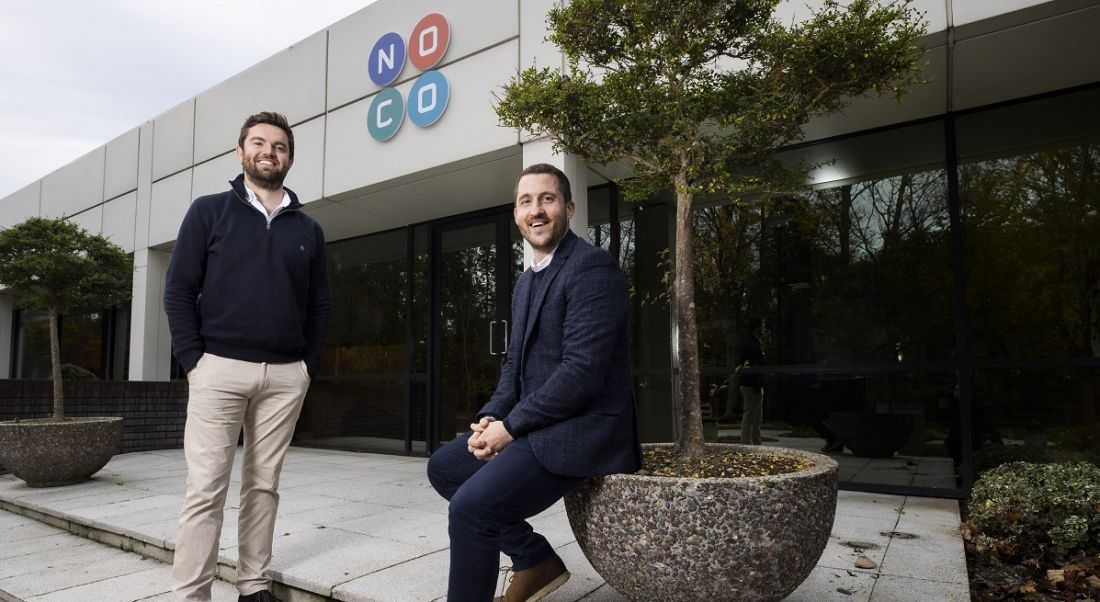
[514,163,572,204]
[238,112,294,159]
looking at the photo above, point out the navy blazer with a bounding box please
[478,230,642,477]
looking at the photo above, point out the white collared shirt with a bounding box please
[244,185,291,224]
[531,246,558,272]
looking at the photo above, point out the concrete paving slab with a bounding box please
[0,450,971,602]
[785,565,878,601]
[5,554,160,599]
[870,573,969,601]
[331,549,451,602]
[281,500,395,527]
[817,512,898,573]
[877,523,968,585]
[834,491,907,522]
[263,527,433,596]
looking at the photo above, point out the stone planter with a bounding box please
[825,412,915,458]
[0,417,123,487]
[565,443,838,602]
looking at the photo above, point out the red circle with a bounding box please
[409,13,450,70]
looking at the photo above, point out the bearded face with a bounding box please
[236,123,292,190]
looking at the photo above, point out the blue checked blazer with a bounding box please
[478,230,642,477]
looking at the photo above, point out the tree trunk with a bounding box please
[48,306,65,420]
[673,174,704,462]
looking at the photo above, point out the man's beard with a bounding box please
[243,158,288,190]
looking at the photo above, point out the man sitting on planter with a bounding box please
[427,163,642,602]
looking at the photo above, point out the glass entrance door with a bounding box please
[430,210,523,449]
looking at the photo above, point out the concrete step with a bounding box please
[0,506,242,602]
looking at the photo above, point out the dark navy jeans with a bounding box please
[426,434,584,602]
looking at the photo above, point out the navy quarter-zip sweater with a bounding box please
[164,175,331,377]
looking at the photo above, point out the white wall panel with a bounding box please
[954,0,1052,26]
[192,152,239,201]
[40,148,105,218]
[67,205,104,236]
[104,128,140,200]
[0,182,41,229]
[101,191,138,252]
[327,0,517,111]
[134,122,154,250]
[954,4,1100,110]
[152,100,195,181]
[325,40,518,197]
[194,31,328,164]
[520,0,562,71]
[774,0,947,34]
[286,116,324,203]
[148,170,192,248]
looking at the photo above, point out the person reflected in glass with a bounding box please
[739,317,767,445]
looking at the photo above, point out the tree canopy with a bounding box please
[0,216,131,418]
[0,217,131,314]
[496,0,927,461]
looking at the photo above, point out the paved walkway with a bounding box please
[0,448,969,601]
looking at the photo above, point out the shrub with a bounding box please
[968,461,1100,562]
[60,364,98,381]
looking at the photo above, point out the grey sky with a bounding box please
[0,0,375,200]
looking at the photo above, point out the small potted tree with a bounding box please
[496,0,925,599]
[0,217,132,487]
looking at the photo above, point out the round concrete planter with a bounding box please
[0,417,123,487]
[565,443,838,602]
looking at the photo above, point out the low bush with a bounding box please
[967,461,1100,562]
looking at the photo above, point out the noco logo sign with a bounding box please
[367,13,451,142]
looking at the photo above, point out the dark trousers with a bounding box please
[426,434,584,602]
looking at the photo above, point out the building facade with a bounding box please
[2,0,1099,498]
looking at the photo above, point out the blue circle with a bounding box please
[367,88,405,141]
[369,32,406,87]
[407,71,450,128]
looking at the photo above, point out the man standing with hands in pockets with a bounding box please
[165,111,330,602]
[427,163,642,602]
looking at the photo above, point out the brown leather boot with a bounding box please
[494,552,570,602]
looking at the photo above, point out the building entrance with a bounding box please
[429,209,523,450]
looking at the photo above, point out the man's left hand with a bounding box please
[472,420,514,460]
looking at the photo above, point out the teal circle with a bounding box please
[407,70,450,128]
[367,87,405,141]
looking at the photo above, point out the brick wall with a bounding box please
[0,380,189,454]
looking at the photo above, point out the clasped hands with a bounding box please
[467,416,513,461]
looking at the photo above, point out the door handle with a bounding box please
[489,320,498,356]
[502,319,509,355]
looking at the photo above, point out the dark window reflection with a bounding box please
[961,141,1100,360]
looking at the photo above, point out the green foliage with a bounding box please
[60,364,98,381]
[0,217,131,417]
[496,0,927,198]
[496,0,926,458]
[0,217,131,314]
[968,462,1100,562]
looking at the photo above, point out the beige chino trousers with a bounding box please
[172,353,310,602]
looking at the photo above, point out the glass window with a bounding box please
[14,310,50,379]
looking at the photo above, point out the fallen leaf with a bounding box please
[1047,569,1065,585]
[855,555,877,570]
[1086,575,1100,590]
[1019,580,1037,594]
[836,587,853,595]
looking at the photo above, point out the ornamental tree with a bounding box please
[495,0,926,462]
[0,217,131,419]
